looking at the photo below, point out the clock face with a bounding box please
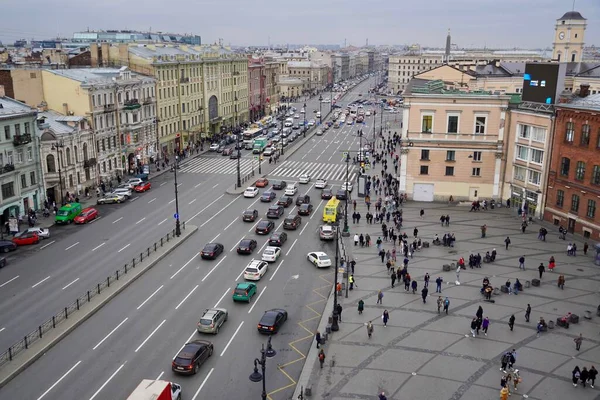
[559,31,565,40]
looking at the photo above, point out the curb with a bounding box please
[0,225,198,389]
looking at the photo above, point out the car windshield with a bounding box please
[57,210,69,216]
[199,318,213,326]
[234,288,247,295]
[240,240,252,246]
[174,356,192,364]
[260,313,277,324]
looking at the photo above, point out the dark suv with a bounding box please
[296,194,310,206]
[268,231,288,246]
[242,209,258,222]
[277,196,293,208]
[255,220,275,235]
[266,205,284,219]
[272,180,287,190]
[283,215,302,230]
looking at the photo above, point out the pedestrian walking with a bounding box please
[573,366,581,387]
[421,287,428,303]
[512,370,521,392]
[435,276,443,293]
[482,317,490,336]
[588,366,597,388]
[481,224,487,238]
[500,386,509,400]
[424,273,430,288]
[411,279,417,294]
[336,303,343,322]
[581,367,590,388]
[354,233,359,246]
[419,209,424,219]
[315,331,322,349]
[518,256,525,270]
[349,274,355,290]
[443,297,450,314]
[525,304,531,322]
[318,349,326,369]
[390,273,396,288]
[508,314,515,331]
[500,352,510,373]
[358,299,364,314]
[476,305,483,320]
[584,242,589,255]
[382,310,389,327]
[575,333,583,351]
[508,349,516,369]
[437,296,443,314]
[470,318,478,337]
[505,236,511,250]
[367,321,374,338]
[379,249,385,263]
[538,263,545,279]
[378,392,387,400]
[377,290,383,304]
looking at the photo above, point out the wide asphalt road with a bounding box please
[0,77,375,400]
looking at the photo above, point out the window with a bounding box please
[30,171,36,185]
[571,194,580,212]
[446,150,455,161]
[7,151,13,164]
[472,167,481,176]
[16,150,23,163]
[447,115,458,133]
[518,124,530,139]
[473,151,482,161]
[46,154,56,173]
[421,115,432,133]
[556,190,564,207]
[597,128,600,148]
[474,116,486,134]
[516,145,529,161]
[528,170,541,185]
[532,127,546,142]
[587,200,596,218]
[14,124,20,136]
[27,147,32,161]
[420,165,429,175]
[575,161,586,181]
[420,149,430,160]
[514,166,526,181]
[20,174,26,189]
[565,121,574,142]
[445,166,454,176]
[24,122,30,134]
[560,157,570,176]
[1,182,15,199]
[530,149,543,164]
[592,165,600,185]
[4,126,10,140]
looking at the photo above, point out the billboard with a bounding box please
[521,63,566,105]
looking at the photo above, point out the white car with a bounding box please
[316,129,323,136]
[315,179,327,189]
[209,143,220,151]
[366,111,371,116]
[284,184,298,196]
[308,120,315,126]
[299,173,311,184]
[243,187,259,198]
[26,227,50,239]
[112,187,132,199]
[261,246,281,263]
[243,260,269,281]
[294,114,300,119]
[307,252,332,268]
[341,181,353,192]
[300,109,306,114]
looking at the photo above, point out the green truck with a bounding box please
[252,137,268,154]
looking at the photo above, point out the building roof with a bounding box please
[287,61,321,68]
[128,44,240,62]
[404,78,507,98]
[557,93,600,112]
[558,11,585,21]
[39,110,78,135]
[0,96,35,118]
[45,68,123,83]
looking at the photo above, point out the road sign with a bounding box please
[174,213,179,219]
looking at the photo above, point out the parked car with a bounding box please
[97,193,126,204]
[0,240,17,253]
[12,231,40,246]
[74,207,99,224]
[25,227,50,239]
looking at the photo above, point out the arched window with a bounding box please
[74,146,78,162]
[66,148,71,165]
[46,154,56,173]
[83,143,88,160]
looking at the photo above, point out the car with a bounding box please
[257,309,288,334]
[266,205,284,219]
[294,114,300,119]
[25,227,50,239]
[172,340,214,375]
[299,173,310,184]
[243,259,269,280]
[134,181,152,192]
[263,147,274,156]
[283,215,302,230]
[277,196,293,207]
[201,242,224,260]
[268,231,287,247]
[232,282,257,302]
[242,209,259,222]
[74,207,99,224]
[255,220,275,235]
[284,184,298,196]
[315,178,327,189]
[296,194,310,206]
[261,246,281,263]
[271,180,287,190]
[229,151,240,159]
[316,129,323,136]
[12,231,40,246]
[243,187,259,198]
[237,238,257,254]
[336,189,348,201]
[222,147,233,156]
[307,251,332,268]
[282,138,288,147]
[209,143,220,151]
[308,120,315,126]
[366,110,372,116]
[255,178,269,188]
[319,225,336,240]
[341,181,353,192]
[0,240,17,253]
[321,188,333,200]
[197,308,228,334]
[111,187,132,199]
[260,191,276,202]
[298,203,313,216]
[97,193,126,204]
[126,178,143,188]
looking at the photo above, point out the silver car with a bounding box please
[197,308,228,334]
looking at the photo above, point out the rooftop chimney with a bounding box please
[0,85,5,98]
[579,83,590,98]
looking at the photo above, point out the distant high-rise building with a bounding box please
[552,11,586,62]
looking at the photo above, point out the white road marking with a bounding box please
[112,217,123,224]
[270,260,284,281]
[285,238,298,256]
[61,278,80,290]
[129,197,139,202]
[135,217,146,225]
[200,197,240,228]
[214,288,231,308]
[136,285,164,310]
[158,218,168,226]
[173,329,199,359]
[36,360,82,400]
[299,221,310,235]
[194,182,202,188]
[65,242,79,251]
[148,198,156,204]
[168,199,175,204]
[134,319,166,352]
[258,239,269,253]
[188,194,227,221]
[32,276,51,289]
[190,368,215,400]
[248,221,260,233]
[155,371,164,381]
[202,256,227,282]
[40,240,55,250]
[224,218,237,231]
[311,199,324,219]
[160,182,167,186]
[220,322,244,356]
[91,243,106,252]
[175,285,199,310]
[0,275,19,288]
[92,317,129,350]
[118,243,131,253]
[209,233,220,242]
[177,183,183,187]
[235,266,246,281]
[189,198,197,205]
[0,328,4,333]
[230,236,244,252]
[89,362,126,400]
[170,253,199,280]
[212,183,219,189]
[248,286,267,314]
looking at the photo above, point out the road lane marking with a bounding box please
[0,276,19,288]
[136,285,164,310]
[235,266,246,281]
[174,329,199,359]
[168,199,175,204]
[160,182,167,186]
[258,240,269,253]
[188,194,226,221]
[61,278,80,290]
[177,183,183,187]
[91,243,106,252]
[129,197,139,202]
[194,182,202,188]
[209,233,220,242]
[230,236,244,252]
[0,328,4,333]
[200,197,241,228]
[148,198,157,204]
[220,322,244,356]
[202,256,227,282]
[189,198,197,205]
[214,288,230,308]
[270,260,285,281]
[212,183,219,189]
[65,242,79,251]
[299,221,310,235]
[36,360,82,400]
[112,217,123,224]
[32,276,51,289]
[248,286,267,314]
[191,368,214,400]
[224,218,237,231]
[40,240,55,250]
[311,199,324,219]
[118,244,131,253]
[134,319,166,352]
[285,238,298,256]
[158,218,168,226]
[248,221,260,233]
[175,285,199,310]
[170,253,199,280]
[135,217,146,225]
[156,371,164,381]
[93,317,129,350]
[88,362,126,400]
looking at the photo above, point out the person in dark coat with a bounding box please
[588,366,597,388]
[336,304,343,322]
[476,306,483,320]
[508,314,516,331]
[315,331,322,349]
[411,279,417,294]
[421,287,428,303]
[581,367,589,388]
[573,366,581,387]
[538,263,545,279]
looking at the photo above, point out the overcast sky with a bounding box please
[1,0,598,48]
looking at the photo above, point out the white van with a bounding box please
[284,118,294,127]
[316,111,321,119]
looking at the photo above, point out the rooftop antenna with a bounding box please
[572,0,576,11]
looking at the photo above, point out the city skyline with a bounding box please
[0,0,598,49]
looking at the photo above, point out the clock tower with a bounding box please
[552,11,586,62]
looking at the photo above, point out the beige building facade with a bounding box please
[552,11,587,62]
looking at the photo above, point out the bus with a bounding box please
[243,128,263,149]
[323,198,341,223]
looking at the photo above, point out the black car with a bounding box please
[298,203,313,216]
[296,194,310,206]
[257,309,288,334]
[201,243,224,260]
[283,215,302,230]
[277,196,293,208]
[267,205,284,219]
[172,340,214,375]
[0,240,17,253]
[260,191,276,202]
[0,257,6,268]
[268,231,288,247]
[255,220,275,235]
[321,189,333,200]
[272,180,287,190]
[237,239,257,254]
[242,209,259,222]
[336,189,348,201]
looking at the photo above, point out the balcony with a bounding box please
[13,134,32,146]
[0,164,15,175]
[143,98,154,105]
[180,77,190,84]
[83,158,97,168]
[104,104,115,112]
[123,99,141,111]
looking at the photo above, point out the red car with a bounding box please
[255,178,269,188]
[134,182,152,192]
[12,231,39,246]
[74,207,99,224]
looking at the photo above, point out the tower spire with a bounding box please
[445,29,451,63]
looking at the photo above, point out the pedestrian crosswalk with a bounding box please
[179,157,256,175]
[270,161,356,182]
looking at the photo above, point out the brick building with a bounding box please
[544,90,600,240]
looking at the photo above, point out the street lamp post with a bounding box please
[52,141,65,205]
[342,153,350,236]
[331,223,341,331]
[279,96,284,156]
[174,155,181,237]
[318,95,323,125]
[235,96,241,188]
[330,68,334,113]
[303,102,307,138]
[249,336,277,400]
[380,103,384,135]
